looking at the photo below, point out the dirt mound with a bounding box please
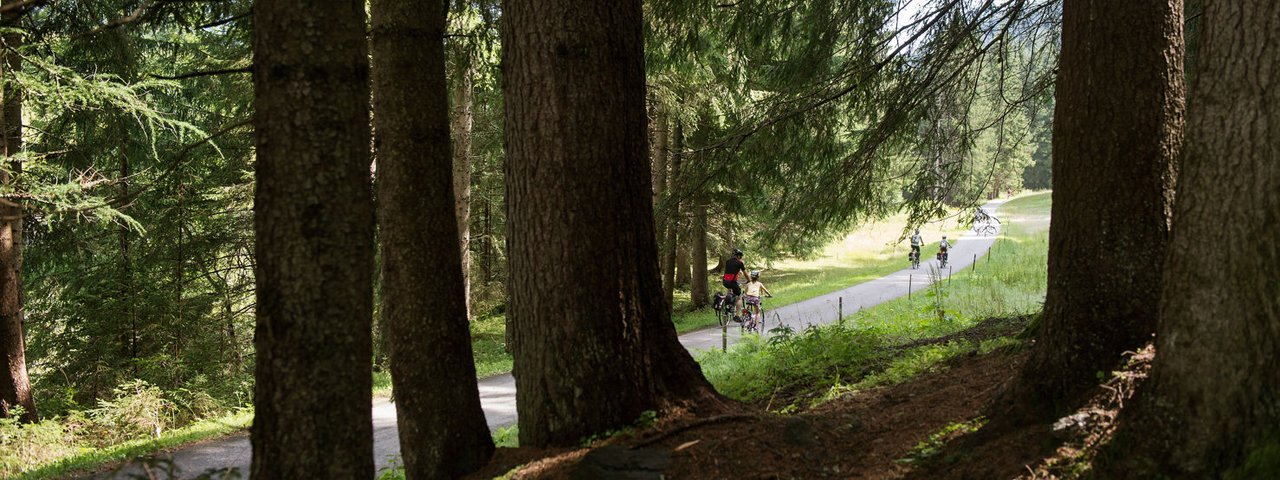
[468,345,1029,479]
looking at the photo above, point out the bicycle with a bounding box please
[742,294,772,333]
[937,249,949,268]
[909,248,921,269]
[713,290,738,327]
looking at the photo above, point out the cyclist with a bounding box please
[909,229,923,263]
[722,249,747,319]
[938,235,952,263]
[743,270,773,324]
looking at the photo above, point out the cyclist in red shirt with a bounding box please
[722,249,747,320]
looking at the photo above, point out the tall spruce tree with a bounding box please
[503,0,723,447]
[1109,1,1280,475]
[250,0,375,476]
[1007,0,1184,414]
[0,0,34,421]
[371,0,494,476]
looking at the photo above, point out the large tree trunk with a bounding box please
[250,0,376,476]
[452,57,474,320]
[0,9,33,421]
[371,0,494,476]
[1008,0,1184,414]
[502,0,723,447]
[690,204,708,308]
[1110,2,1280,476]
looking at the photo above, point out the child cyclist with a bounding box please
[743,270,773,322]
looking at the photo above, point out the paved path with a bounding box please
[94,200,1008,478]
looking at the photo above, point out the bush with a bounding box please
[87,380,177,445]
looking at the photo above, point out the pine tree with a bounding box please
[250,0,375,475]
[1006,0,1184,414]
[503,0,723,447]
[371,0,494,475]
[1109,1,1280,475]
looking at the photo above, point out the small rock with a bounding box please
[1051,412,1091,439]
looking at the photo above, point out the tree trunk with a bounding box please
[371,0,494,476]
[1110,2,1280,475]
[651,100,668,208]
[452,56,474,321]
[502,0,723,447]
[0,8,33,421]
[661,120,679,307]
[250,0,375,476]
[690,204,708,308]
[672,121,691,289]
[1007,0,1184,414]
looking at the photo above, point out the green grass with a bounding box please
[471,314,514,378]
[12,410,253,480]
[696,192,1052,407]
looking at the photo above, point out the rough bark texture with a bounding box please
[690,204,709,308]
[250,0,375,476]
[1112,2,1280,476]
[372,0,494,477]
[650,101,668,208]
[0,8,34,421]
[1013,0,1184,413]
[503,0,723,447]
[452,60,474,320]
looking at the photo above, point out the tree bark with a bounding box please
[1008,0,1184,414]
[672,121,691,289]
[690,204,708,308]
[371,0,494,476]
[250,0,375,476]
[503,0,723,447]
[661,120,679,307]
[452,56,474,320]
[0,6,33,420]
[1110,2,1280,475]
[650,100,668,208]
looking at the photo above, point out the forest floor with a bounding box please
[465,315,1149,480]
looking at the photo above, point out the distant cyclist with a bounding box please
[938,235,952,263]
[910,229,923,261]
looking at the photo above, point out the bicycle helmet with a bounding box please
[749,270,760,279]
[733,248,744,257]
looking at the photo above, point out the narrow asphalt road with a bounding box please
[93,199,1008,479]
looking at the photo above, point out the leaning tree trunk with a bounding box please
[250,0,375,476]
[1008,0,1184,414]
[690,204,709,308]
[1110,2,1280,476]
[0,8,33,421]
[371,0,494,476]
[503,0,723,447]
[452,56,474,320]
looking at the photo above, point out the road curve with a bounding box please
[91,199,1009,478]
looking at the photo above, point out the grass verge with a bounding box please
[696,192,1050,409]
[10,410,253,480]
